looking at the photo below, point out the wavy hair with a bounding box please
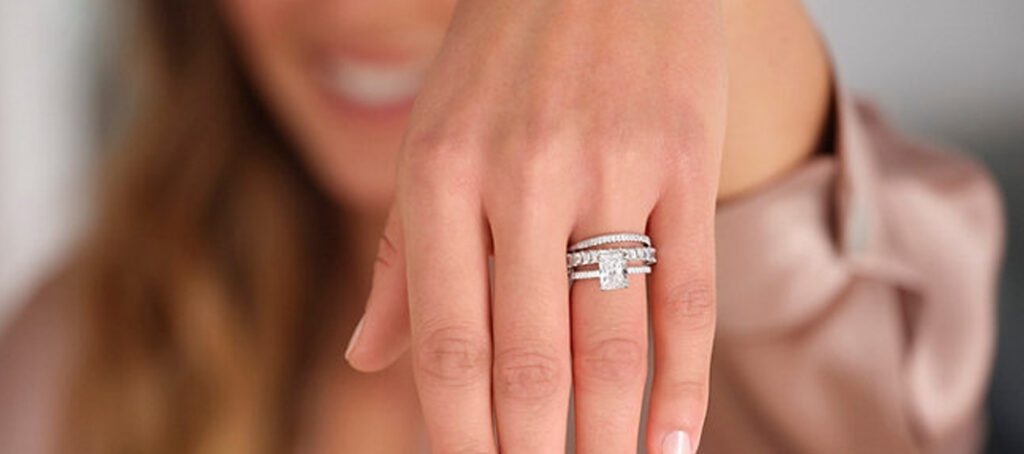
[63,2,344,453]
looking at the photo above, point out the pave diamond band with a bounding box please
[569,266,653,281]
[567,233,656,291]
[568,233,651,252]
[566,247,657,268]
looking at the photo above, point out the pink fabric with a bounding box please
[702,89,1004,453]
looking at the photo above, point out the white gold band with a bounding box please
[568,233,651,252]
[568,265,652,281]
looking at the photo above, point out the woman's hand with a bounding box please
[345,0,726,451]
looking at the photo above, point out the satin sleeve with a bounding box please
[700,91,1004,454]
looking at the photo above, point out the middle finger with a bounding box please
[491,210,574,452]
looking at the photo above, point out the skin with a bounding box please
[221,0,830,452]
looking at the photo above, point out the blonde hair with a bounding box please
[64,1,345,452]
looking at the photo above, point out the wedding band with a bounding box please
[567,233,656,291]
[569,266,652,281]
[566,247,657,268]
[568,233,651,252]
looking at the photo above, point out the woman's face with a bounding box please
[221,0,457,212]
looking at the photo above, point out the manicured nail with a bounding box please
[344,316,365,361]
[662,430,691,454]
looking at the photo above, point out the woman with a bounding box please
[0,0,1003,452]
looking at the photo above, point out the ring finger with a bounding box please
[568,216,653,453]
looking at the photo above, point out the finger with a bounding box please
[346,207,411,372]
[645,183,717,454]
[569,220,651,452]
[490,211,574,452]
[403,168,496,453]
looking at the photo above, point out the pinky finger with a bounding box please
[645,188,717,454]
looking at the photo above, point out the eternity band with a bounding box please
[568,233,651,252]
[569,266,652,281]
[566,247,657,269]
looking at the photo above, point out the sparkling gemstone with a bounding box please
[597,251,629,290]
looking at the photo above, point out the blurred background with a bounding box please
[803,3,1024,451]
[0,0,1021,450]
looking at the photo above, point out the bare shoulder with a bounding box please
[0,273,78,454]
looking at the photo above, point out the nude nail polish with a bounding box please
[344,316,365,360]
[662,430,691,454]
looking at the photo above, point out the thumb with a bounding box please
[345,207,411,372]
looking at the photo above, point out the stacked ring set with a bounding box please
[566,233,657,291]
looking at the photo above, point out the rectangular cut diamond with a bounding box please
[598,251,629,290]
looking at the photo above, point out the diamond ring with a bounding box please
[567,233,656,291]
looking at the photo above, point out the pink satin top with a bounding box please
[701,89,1004,453]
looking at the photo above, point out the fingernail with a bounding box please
[662,430,691,454]
[344,316,365,361]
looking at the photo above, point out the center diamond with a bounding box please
[597,250,629,291]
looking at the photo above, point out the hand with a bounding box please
[345,0,727,451]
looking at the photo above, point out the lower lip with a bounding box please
[319,85,419,123]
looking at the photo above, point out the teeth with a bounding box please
[324,59,425,108]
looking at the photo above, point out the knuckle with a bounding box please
[490,126,574,198]
[434,441,494,454]
[494,346,564,401]
[504,147,565,188]
[374,232,400,269]
[415,326,490,387]
[667,378,708,400]
[485,158,572,220]
[574,336,646,389]
[400,134,476,194]
[664,377,709,417]
[403,125,466,160]
[519,113,569,156]
[660,280,716,331]
[645,113,716,180]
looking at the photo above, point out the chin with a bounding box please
[318,159,397,216]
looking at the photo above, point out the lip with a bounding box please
[321,86,419,121]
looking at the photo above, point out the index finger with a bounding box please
[401,160,497,453]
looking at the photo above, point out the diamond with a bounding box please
[597,251,629,290]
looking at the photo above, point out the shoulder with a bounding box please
[0,272,78,454]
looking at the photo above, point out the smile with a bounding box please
[322,58,426,109]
